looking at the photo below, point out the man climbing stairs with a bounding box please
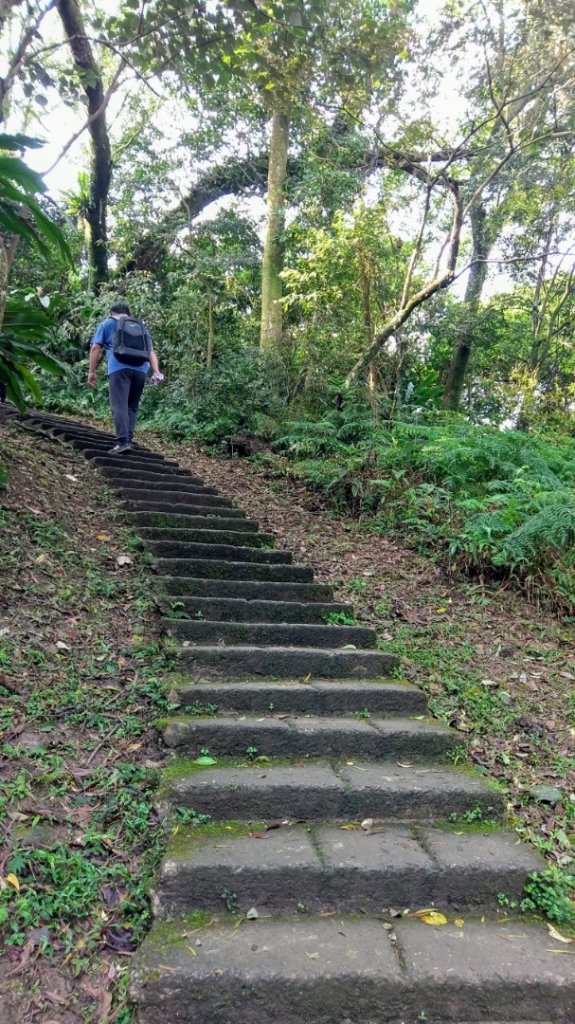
[9,408,573,1023]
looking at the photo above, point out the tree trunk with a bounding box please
[56,0,111,290]
[206,296,214,368]
[442,203,490,411]
[260,109,290,348]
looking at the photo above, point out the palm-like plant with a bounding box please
[0,133,71,409]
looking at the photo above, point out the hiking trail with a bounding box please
[5,406,572,1024]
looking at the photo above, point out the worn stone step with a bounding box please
[163,594,352,622]
[120,489,236,509]
[139,528,275,549]
[82,445,176,465]
[148,542,290,564]
[131,503,246,520]
[92,455,185,474]
[154,823,542,918]
[173,679,428,715]
[176,645,395,679]
[165,760,503,822]
[64,434,152,453]
[126,513,260,533]
[166,619,376,649]
[160,714,457,760]
[131,916,572,1024]
[156,559,312,581]
[101,464,197,481]
[105,478,220,496]
[162,577,333,602]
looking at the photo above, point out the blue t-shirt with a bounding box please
[92,316,151,376]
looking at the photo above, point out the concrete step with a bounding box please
[162,577,333,602]
[160,714,457,760]
[155,559,312,581]
[101,464,197,481]
[148,542,291,564]
[139,528,275,549]
[127,502,247,519]
[82,445,177,465]
[105,478,220,495]
[163,595,352,622]
[173,679,428,715]
[126,513,261,533]
[131,916,572,1024]
[153,822,542,917]
[121,489,235,508]
[92,455,186,474]
[165,619,376,649]
[176,645,396,679]
[163,760,504,822]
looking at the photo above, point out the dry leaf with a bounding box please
[547,924,572,944]
[5,873,20,892]
[454,918,465,928]
[116,555,132,567]
[416,910,448,926]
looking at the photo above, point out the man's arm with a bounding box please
[87,344,102,386]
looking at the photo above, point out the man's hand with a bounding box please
[151,371,164,385]
[87,371,97,387]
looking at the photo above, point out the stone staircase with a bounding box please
[6,408,572,1024]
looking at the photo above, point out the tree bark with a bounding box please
[56,0,112,290]
[206,296,214,368]
[442,203,490,411]
[260,109,290,348]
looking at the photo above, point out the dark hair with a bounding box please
[110,302,131,315]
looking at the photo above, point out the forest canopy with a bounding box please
[1,0,575,608]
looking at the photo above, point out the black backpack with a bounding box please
[111,315,151,366]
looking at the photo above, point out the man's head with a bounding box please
[110,302,131,316]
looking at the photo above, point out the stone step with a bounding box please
[127,502,247,520]
[126,513,261,533]
[92,455,186,474]
[162,577,333,602]
[121,489,236,508]
[173,679,428,715]
[155,559,312,581]
[105,478,221,496]
[163,760,504,822]
[131,916,572,1024]
[139,528,275,549]
[153,823,542,918]
[64,434,153,453]
[160,714,457,760]
[163,594,352,622]
[176,645,396,679]
[82,445,177,465]
[166,619,376,650]
[148,542,291,564]
[102,466,204,484]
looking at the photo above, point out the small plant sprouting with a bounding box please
[325,610,357,626]
[245,746,259,762]
[221,889,239,914]
[354,708,371,720]
[175,807,212,826]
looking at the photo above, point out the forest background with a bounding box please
[1,0,575,612]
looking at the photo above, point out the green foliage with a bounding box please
[521,868,575,928]
[274,408,575,610]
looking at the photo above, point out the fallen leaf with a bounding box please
[416,910,448,926]
[116,555,132,567]
[5,873,20,892]
[547,924,572,944]
[195,755,217,766]
[454,918,465,928]
[361,818,374,830]
[246,908,259,920]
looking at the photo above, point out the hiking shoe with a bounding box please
[109,443,132,454]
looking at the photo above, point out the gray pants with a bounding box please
[108,368,146,445]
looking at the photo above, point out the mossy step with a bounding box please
[154,822,542,918]
[131,916,573,1024]
[163,759,503,822]
[121,489,236,508]
[128,502,246,520]
[148,542,290,564]
[165,619,376,649]
[140,529,275,549]
[162,577,332,602]
[163,595,351,623]
[126,513,260,533]
[159,713,458,760]
[105,478,220,495]
[156,559,312,582]
[173,679,428,715]
[175,644,396,679]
